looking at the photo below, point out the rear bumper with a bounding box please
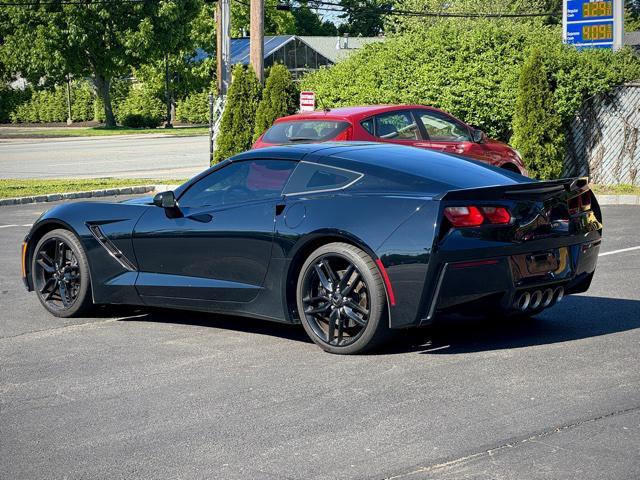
[421,238,600,324]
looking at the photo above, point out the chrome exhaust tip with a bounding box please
[515,291,531,311]
[541,288,554,308]
[530,290,543,310]
[554,286,565,303]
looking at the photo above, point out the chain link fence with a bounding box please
[565,83,640,185]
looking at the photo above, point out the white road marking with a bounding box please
[0,224,18,228]
[599,246,640,257]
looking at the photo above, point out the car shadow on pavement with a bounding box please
[390,295,640,355]
[108,295,640,354]
[114,306,313,344]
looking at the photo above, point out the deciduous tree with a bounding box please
[0,0,200,127]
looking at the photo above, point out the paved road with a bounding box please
[0,135,210,179]
[1,200,639,479]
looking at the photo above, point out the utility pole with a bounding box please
[216,0,231,95]
[65,74,73,125]
[164,53,173,128]
[250,0,264,84]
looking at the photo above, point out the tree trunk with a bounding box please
[164,53,173,128]
[94,74,116,128]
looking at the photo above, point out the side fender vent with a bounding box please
[88,224,137,271]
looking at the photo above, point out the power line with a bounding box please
[0,0,145,6]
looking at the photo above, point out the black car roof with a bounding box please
[230,142,380,162]
[232,143,531,192]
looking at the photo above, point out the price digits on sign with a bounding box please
[582,1,613,18]
[582,23,613,40]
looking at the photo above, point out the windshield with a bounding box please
[262,120,351,144]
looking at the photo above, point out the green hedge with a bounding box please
[8,82,97,123]
[176,90,210,124]
[115,84,165,128]
[0,86,31,123]
[301,20,640,163]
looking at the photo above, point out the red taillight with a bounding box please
[443,205,512,227]
[251,133,266,149]
[481,206,511,224]
[333,126,353,141]
[444,206,485,227]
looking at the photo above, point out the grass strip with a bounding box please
[0,126,208,138]
[591,184,640,196]
[0,178,187,199]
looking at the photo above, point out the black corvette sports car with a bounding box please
[22,143,602,354]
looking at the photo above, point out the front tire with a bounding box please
[31,229,93,317]
[296,242,390,354]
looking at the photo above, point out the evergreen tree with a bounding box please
[253,65,298,142]
[511,49,565,179]
[214,65,262,163]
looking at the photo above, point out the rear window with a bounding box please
[263,120,351,144]
[283,162,363,195]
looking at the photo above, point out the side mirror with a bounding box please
[153,191,177,209]
[472,129,486,144]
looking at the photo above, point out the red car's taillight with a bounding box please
[333,126,353,141]
[443,206,511,227]
[251,133,266,149]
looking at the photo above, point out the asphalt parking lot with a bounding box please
[1,199,639,480]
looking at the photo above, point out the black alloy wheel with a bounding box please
[297,243,390,354]
[32,229,93,317]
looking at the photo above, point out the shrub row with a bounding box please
[7,82,95,123]
[1,79,210,126]
[301,20,640,178]
[176,90,211,124]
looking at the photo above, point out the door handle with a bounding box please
[186,213,213,223]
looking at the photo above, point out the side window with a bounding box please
[361,118,374,135]
[283,162,363,195]
[374,111,420,140]
[179,160,296,208]
[418,111,471,142]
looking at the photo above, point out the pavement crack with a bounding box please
[384,404,640,479]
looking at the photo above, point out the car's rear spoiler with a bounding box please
[436,177,589,202]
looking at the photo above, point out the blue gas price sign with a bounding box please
[563,0,622,50]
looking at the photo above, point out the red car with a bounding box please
[253,105,527,175]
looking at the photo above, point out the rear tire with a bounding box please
[296,242,390,354]
[31,229,93,318]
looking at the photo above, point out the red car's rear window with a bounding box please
[263,120,350,144]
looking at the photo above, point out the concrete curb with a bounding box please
[596,194,640,205]
[0,185,173,207]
